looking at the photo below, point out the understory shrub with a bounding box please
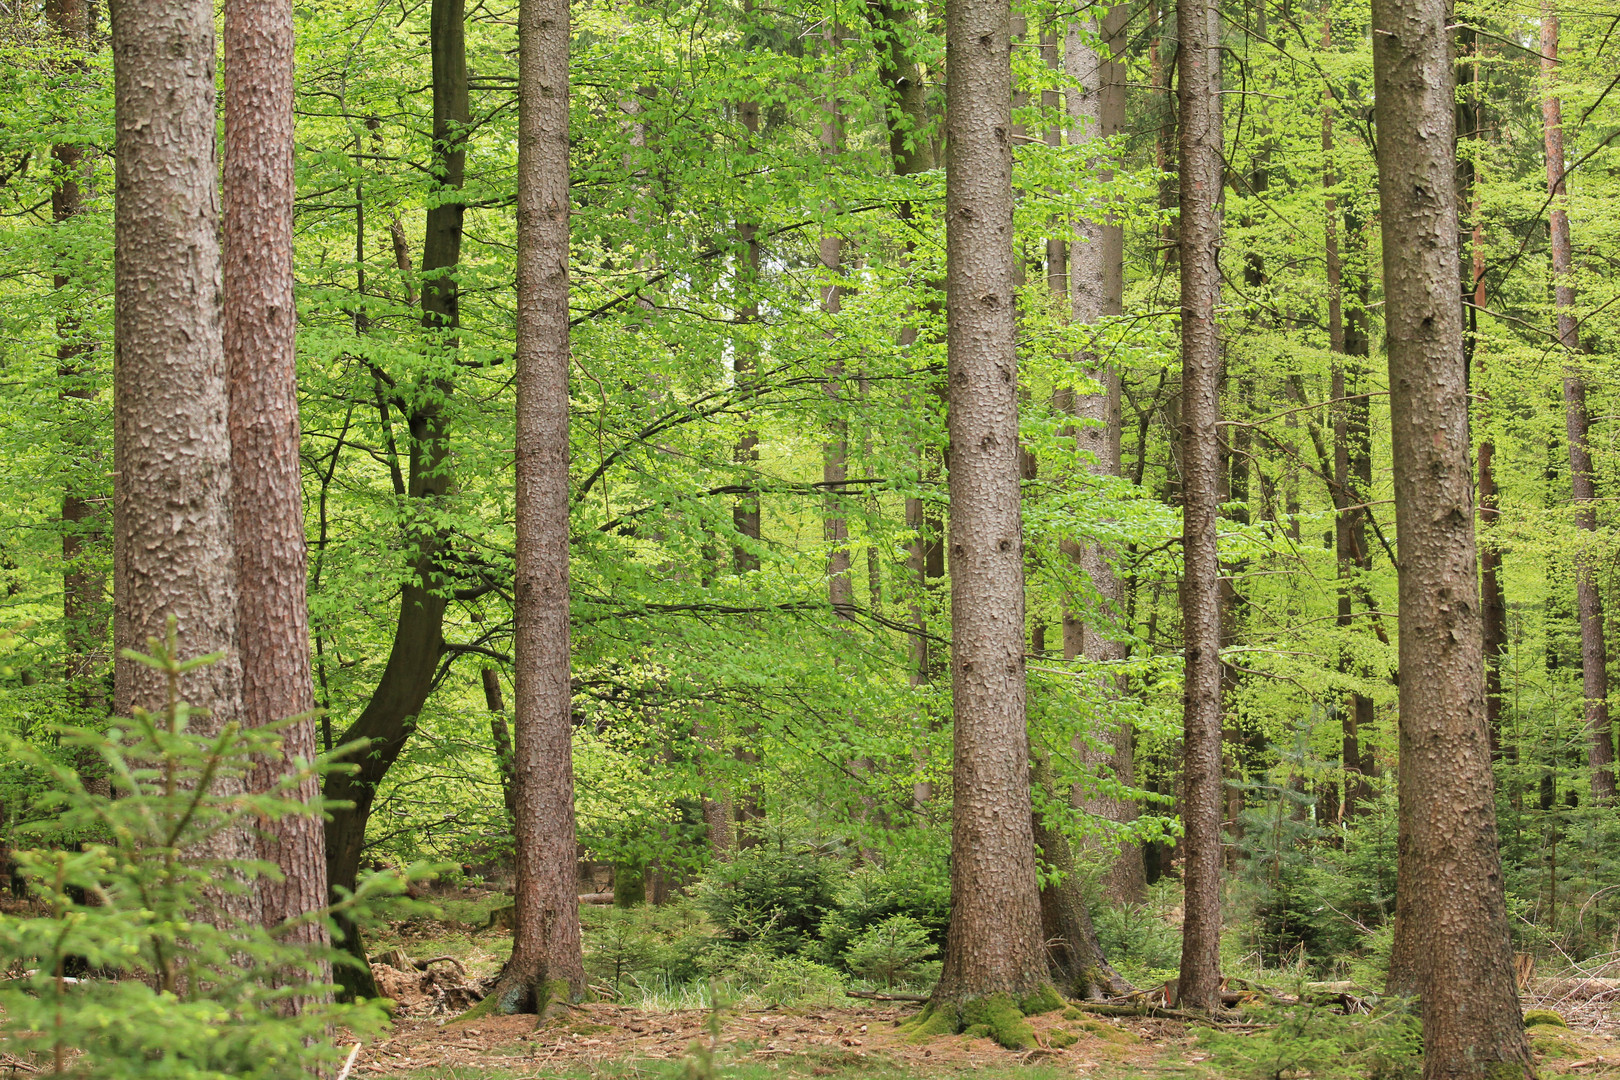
[815,858,950,969]
[842,914,938,989]
[0,631,392,1077]
[1195,999,1422,1080]
[581,900,715,992]
[699,845,838,956]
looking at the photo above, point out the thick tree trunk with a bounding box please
[1542,5,1616,803]
[1062,4,1143,906]
[1372,0,1533,1072]
[486,0,588,1010]
[323,0,466,997]
[223,0,327,951]
[110,0,255,918]
[932,0,1047,1004]
[1174,0,1223,1017]
[50,0,109,727]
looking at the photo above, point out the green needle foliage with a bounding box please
[0,627,391,1078]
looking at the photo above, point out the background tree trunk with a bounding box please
[487,0,587,1010]
[1174,0,1224,1016]
[1063,3,1143,906]
[223,0,328,951]
[1542,3,1616,804]
[932,0,1047,1004]
[322,0,467,996]
[1372,0,1533,1071]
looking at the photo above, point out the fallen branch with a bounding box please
[1065,1000,1248,1026]
[845,990,931,1002]
[335,1043,362,1080]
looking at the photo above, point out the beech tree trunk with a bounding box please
[1063,4,1143,906]
[323,0,467,997]
[487,0,587,1010]
[51,0,109,727]
[1174,0,1224,1016]
[1371,0,1533,1072]
[821,37,852,617]
[932,0,1047,1003]
[1542,4,1616,803]
[223,0,328,950]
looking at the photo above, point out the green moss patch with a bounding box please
[1524,1009,1567,1028]
[1045,1029,1079,1049]
[960,993,1036,1050]
[1018,985,1064,1017]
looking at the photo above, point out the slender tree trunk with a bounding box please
[51,0,109,730]
[932,0,1047,1005]
[483,667,517,817]
[821,32,852,618]
[1062,4,1142,905]
[323,0,466,996]
[223,0,327,952]
[1174,0,1223,1016]
[1542,5,1616,803]
[110,0,255,916]
[1372,0,1533,1071]
[486,0,587,1010]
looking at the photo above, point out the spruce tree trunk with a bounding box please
[1372,0,1533,1072]
[1542,3,1616,803]
[110,0,257,920]
[223,0,328,949]
[323,0,466,996]
[1174,0,1224,1017]
[932,0,1047,1004]
[486,0,587,1010]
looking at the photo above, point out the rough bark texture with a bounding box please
[1542,4,1616,803]
[1063,4,1143,906]
[51,0,109,724]
[1371,0,1533,1072]
[110,0,257,919]
[487,0,588,1010]
[1174,0,1224,1017]
[323,0,466,997]
[932,0,1046,1002]
[223,0,328,948]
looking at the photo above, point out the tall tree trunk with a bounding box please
[110,0,254,910]
[483,667,517,818]
[486,0,588,1010]
[1372,0,1533,1072]
[223,0,327,951]
[1174,0,1223,1016]
[821,30,852,618]
[931,0,1047,1005]
[51,0,109,729]
[1063,4,1143,905]
[323,0,466,997]
[1542,4,1616,803]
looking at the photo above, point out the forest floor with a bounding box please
[353,893,1620,1080]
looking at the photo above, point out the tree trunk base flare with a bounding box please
[901,987,1063,1049]
[456,975,577,1021]
[333,909,379,1001]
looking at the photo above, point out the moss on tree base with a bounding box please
[453,976,575,1022]
[901,986,1060,1050]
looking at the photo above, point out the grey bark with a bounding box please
[932,0,1047,1002]
[1372,0,1533,1072]
[1542,4,1616,803]
[1174,0,1223,1016]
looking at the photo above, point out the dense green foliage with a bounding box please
[4,0,1620,1022]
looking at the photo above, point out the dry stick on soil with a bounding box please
[1371,0,1533,1073]
[1173,0,1224,1018]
